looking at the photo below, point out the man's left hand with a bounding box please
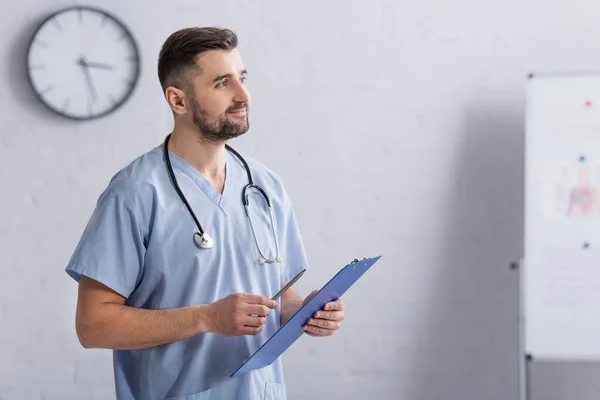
[301,290,345,337]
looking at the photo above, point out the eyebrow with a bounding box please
[212,69,248,83]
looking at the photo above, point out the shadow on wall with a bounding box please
[6,12,71,123]
[402,102,524,400]
[530,360,600,400]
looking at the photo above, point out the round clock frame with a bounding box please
[26,6,141,121]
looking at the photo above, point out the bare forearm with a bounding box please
[77,303,212,350]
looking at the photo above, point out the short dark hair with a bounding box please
[157,27,238,93]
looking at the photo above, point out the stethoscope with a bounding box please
[162,134,283,264]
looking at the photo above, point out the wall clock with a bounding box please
[26,6,141,120]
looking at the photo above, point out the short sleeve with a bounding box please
[278,185,310,283]
[65,189,146,298]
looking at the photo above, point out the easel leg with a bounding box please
[514,260,531,400]
[524,354,533,400]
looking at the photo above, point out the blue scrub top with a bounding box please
[65,145,309,400]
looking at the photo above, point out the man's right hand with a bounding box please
[206,293,278,336]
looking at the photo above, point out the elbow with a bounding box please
[76,320,94,349]
[75,314,101,349]
[78,338,92,349]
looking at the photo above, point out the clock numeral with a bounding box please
[119,31,130,41]
[108,94,117,106]
[78,8,83,24]
[101,13,109,27]
[62,99,70,112]
[40,85,54,96]
[51,17,62,31]
[34,40,48,48]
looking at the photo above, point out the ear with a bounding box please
[164,86,189,115]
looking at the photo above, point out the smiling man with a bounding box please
[65,27,345,399]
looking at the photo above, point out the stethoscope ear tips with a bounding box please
[276,257,283,263]
[194,232,214,249]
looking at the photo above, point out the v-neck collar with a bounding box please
[157,146,236,214]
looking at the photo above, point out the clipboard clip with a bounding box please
[351,257,368,264]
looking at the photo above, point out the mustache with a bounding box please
[226,103,248,112]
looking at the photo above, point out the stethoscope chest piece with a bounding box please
[194,232,214,249]
[164,133,280,261]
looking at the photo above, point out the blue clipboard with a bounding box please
[231,255,382,377]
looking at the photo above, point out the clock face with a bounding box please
[27,6,141,120]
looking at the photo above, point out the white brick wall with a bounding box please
[2,0,600,399]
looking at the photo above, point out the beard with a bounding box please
[190,96,249,143]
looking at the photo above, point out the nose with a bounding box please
[234,81,251,104]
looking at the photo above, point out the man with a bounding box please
[65,27,345,399]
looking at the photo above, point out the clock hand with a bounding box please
[84,61,114,70]
[77,58,97,102]
[83,67,97,101]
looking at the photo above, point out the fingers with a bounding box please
[303,324,334,336]
[243,293,277,309]
[302,309,344,336]
[305,317,341,331]
[313,310,344,321]
[246,304,272,317]
[241,315,267,327]
[323,299,344,311]
[304,331,321,337]
[240,325,264,335]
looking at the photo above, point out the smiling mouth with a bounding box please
[228,108,247,116]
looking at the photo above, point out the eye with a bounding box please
[240,75,247,84]
[216,80,228,88]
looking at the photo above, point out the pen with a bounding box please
[271,268,306,301]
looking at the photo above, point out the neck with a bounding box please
[163,127,227,185]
